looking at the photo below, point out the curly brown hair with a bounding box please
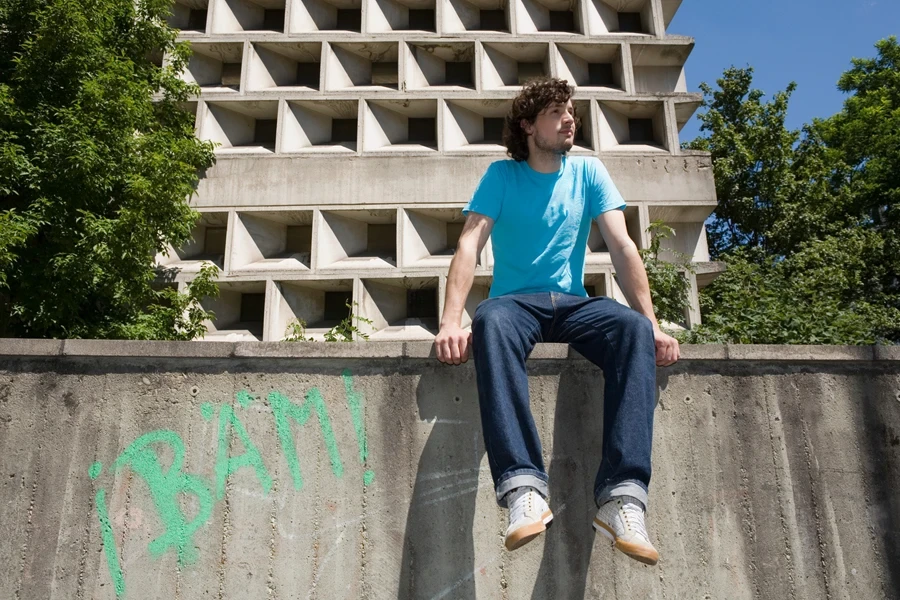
[503,77,579,161]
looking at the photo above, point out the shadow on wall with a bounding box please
[396,356,668,598]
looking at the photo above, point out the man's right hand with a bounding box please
[435,324,473,365]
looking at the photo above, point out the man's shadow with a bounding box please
[397,366,485,599]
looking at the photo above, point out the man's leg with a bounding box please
[471,294,551,506]
[549,293,659,564]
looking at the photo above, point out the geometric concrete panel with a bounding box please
[288,0,362,32]
[230,210,314,271]
[245,42,322,91]
[200,280,267,340]
[442,0,510,33]
[597,99,668,152]
[514,0,583,35]
[585,0,655,36]
[400,207,468,268]
[315,208,399,269]
[267,278,354,340]
[324,42,400,90]
[571,98,596,152]
[442,98,511,152]
[480,42,551,89]
[631,42,692,94]
[359,276,440,339]
[178,42,245,91]
[585,203,641,263]
[281,99,359,153]
[554,42,626,92]
[199,100,280,153]
[167,0,211,34]
[405,42,477,90]
[366,0,436,33]
[157,211,230,273]
[209,0,287,33]
[362,99,439,152]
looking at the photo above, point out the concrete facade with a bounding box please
[161,0,719,341]
[1,340,899,599]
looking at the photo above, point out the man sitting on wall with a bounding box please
[434,77,679,565]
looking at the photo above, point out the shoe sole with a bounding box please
[505,510,553,551]
[592,519,659,566]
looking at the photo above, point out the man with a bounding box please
[434,77,679,565]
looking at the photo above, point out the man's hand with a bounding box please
[435,324,473,365]
[653,326,680,367]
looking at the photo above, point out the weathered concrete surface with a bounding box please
[1,340,899,600]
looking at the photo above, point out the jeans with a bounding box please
[472,292,657,510]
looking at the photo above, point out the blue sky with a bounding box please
[670,0,900,142]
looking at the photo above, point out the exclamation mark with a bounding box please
[343,369,374,486]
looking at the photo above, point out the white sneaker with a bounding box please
[504,487,553,551]
[592,495,659,565]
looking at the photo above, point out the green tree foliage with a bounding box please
[0,0,217,338]
[682,37,900,344]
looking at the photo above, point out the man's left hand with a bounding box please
[653,326,680,367]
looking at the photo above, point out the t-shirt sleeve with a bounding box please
[463,161,505,220]
[587,158,626,219]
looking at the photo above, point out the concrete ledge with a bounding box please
[0,339,896,362]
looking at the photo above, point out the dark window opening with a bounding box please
[367,223,396,255]
[336,9,362,31]
[407,117,436,145]
[407,288,437,319]
[548,10,576,32]
[324,291,353,321]
[285,226,312,254]
[254,119,278,145]
[483,118,505,143]
[518,62,544,84]
[407,9,435,30]
[445,61,474,86]
[446,222,463,250]
[478,9,506,30]
[295,62,320,87]
[617,11,643,33]
[221,62,241,87]
[371,61,398,86]
[187,9,207,30]
[588,62,614,86]
[205,227,227,255]
[262,9,285,31]
[628,118,654,143]
[331,119,358,143]
[240,293,265,323]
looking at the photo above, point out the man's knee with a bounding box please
[473,300,516,337]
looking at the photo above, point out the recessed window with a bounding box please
[221,62,242,87]
[324,291,353,321]
[407,118,436,145]
[240,293,266,323]
[255,119,278,145]
[617,12,642,33]
[331,118,358,143]
[407,288,437,319]
[549,10,576,33]
[408,9,435,30]
[295,62,320,87]
[285,226,312,254]
[205,227,227,255]
[518,62,544,84]
[371,62,399,87]
[263,9,285,30]
[445,61,473,86]
[483,118,505,143]
[479,9,506,30]
[367,223,396,254]
[628,118,654,143]
[336,8,362,31]
[187,9,208,30]
[588,63,614,86]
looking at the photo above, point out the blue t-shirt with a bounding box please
[463,156,626,298]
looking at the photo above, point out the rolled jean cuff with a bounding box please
[595,479,648,510]
[495,470,549,507]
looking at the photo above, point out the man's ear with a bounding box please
[520,119,533,135]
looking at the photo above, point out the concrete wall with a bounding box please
[3,340,898,599]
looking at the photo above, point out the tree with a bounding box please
[0,0,217,338]
[682,39,900,344]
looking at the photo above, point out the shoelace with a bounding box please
[620,501,650,542]
[509,490,535,523]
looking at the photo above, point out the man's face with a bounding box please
[524,99,576,154]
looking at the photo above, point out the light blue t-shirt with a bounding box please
[463,156,626,298]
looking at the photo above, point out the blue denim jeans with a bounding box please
[472,292,657,510]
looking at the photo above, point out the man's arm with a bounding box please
[595,209,680,366]
[435,212,494,365]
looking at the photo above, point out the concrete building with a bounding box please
[160,0,720,341]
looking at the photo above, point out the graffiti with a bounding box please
[88,369,373,599]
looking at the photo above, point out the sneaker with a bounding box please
[504,487,553,551]
[592,495,659,565]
